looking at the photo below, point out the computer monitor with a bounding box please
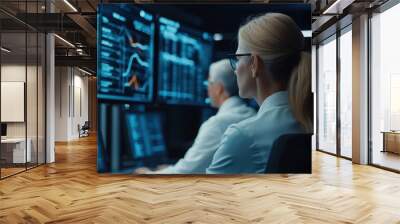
[1,123,7,137]
[97,4,155,102]
[124,111,167,168]
[157,16,213,105]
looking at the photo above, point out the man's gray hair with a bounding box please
[209,59,239,96]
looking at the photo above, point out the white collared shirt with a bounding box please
[206,91,305,174]
[155,96,256,174]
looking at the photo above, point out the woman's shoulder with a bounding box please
[219,124,255,154]
[229,105,300,136]
[223,118,257,142]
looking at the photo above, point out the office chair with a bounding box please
[265,133,312,173]
[78,121,90,138]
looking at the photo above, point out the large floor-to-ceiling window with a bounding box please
[315,1,400,171]
[370,2,400,171]
[317,35,337,154]
[339,26,352,159]
[316,23,353,159]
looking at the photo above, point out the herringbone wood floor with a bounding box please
[1,135,400,224]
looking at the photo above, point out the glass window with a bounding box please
[312,45,317,150]
[339,28,352,158]
[371,3,400,171]
[317,36,337,154]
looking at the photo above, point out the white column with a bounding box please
[46,33,55,163]
[45,1,55,163]
[352,14,369,164]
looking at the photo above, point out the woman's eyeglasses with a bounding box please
[227,53,251,71]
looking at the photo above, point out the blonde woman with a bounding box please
[206,13,312,174]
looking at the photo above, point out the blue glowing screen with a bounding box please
[126,112,166,160]
[97,4,155,102]
[157,16,213,105]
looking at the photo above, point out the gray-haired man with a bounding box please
[153,59,256,174]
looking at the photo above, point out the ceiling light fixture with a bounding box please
[322,0,354,15]
[63,0,78,12]
[323,0,342,14]
[1,47,11,53]
[54,34,75,48]
[78,67,93,76]
[301,30,312,38]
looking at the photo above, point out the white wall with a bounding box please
[55,67,89,141]
[72,73,89,138]
[1,65,26,82]
[55,66,69,141]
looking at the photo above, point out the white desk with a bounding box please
[1,138,31,163]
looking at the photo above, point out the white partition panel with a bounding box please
[1,82,25,122]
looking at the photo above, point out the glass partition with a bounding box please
[1,31,28,177]
[27,31,38,169]
[0,1,46,179]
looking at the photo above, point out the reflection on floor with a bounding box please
[0,163,43,178]
[0,167,25,178]
[372,150,400,171]
[0,135,400,223]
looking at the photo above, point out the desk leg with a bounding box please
[382,133,386,153]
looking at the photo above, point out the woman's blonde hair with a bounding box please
[238,13,313,132]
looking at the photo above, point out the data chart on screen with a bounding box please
[126,112,167,160]
[157,16,213,105]
[98,4,154,102]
